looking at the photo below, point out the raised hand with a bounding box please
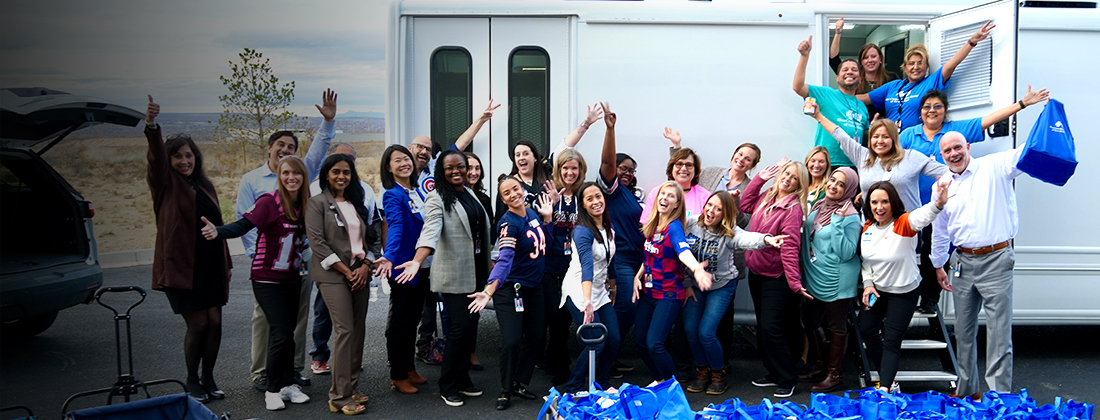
[797,35,813,56]
[766,234,789,248]
[970,20,996,45]
[541,180,562,206]
[316,88,338,121]
[535,191,555,221]
[835,200,852,216]
[1022,84,1051,107]
[834,17,845,36]
[146,95,160,125]
[663,127,682,148]
[585,102,604,126]
[200,216,218,240]
[601,102,615,129]
[934,175,952,209]
[479,99,502,122]
[759,158,790,181]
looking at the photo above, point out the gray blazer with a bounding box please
[416,188,492,294]
[306,190,369,285]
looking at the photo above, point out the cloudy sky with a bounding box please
[0,0,390,115]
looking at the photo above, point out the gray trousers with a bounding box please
[318,281,369,407]
[949,246,1014,396]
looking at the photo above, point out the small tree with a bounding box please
[212,48,300,170]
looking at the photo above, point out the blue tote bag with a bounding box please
[1018,98,1076,186]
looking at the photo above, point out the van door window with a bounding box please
[938,21,993,110]
[430,47,473,151]
[508,47,550,156]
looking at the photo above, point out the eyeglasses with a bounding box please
[617,166,636,174]
[443,164,467,172]
[922,104,944,111]
[408,143,431,152]
[673,162,695,169]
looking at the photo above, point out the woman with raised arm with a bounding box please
[305,154,376,415]
[468,176,556,411]
[144,96,232,403]
[395,150,492,407]
[799,167,861,392]
[804,146,831,206]
[829,17,898,94]
[200,156,311,411]
[859,180,951,393]
[739,159,810,398]
[640,127,710,221]
[857,21,995,130]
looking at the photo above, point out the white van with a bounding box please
[385,0,1100,325]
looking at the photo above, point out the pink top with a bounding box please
[738,175,804,292]
[640,184,711,223]
[335,201,366,261]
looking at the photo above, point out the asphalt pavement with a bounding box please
[2,255,1097,420]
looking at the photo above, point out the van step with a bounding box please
[869,371,959,382]
[900,339,948,350]
[912,311,937,319]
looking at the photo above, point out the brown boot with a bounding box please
[799,328,828,383]
[812,332,847,392]
[706,367,729,395]
[390,379,419,394]
[685,366,710,393]
[407,370,428,385]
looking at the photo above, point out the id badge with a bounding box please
[475,239,482,254]
[645,281,653,289]
[563,240,572,256]
[515,297,525,312]
[809,249,817,263]
[954,262,961,278]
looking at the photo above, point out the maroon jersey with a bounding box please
[244,191,304,283]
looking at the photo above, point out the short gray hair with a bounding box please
[328,141,356,157]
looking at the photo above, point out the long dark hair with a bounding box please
[509,140,551,187]
[380,145,419,190]
[465,152,486,194]
[319,154,370,223]
[434,149,468,213]
[862,181,906,222]
[165,133,214,191]
[576,182,614,247]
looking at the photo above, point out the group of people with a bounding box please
[143,17,1051,415]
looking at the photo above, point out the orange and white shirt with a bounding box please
[860,203,942,294]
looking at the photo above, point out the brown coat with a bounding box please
[145,125,232,291]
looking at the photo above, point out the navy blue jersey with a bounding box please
[490,208,550,288]
[544,194,577,275]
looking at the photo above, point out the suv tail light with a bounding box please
[82,201,94,218]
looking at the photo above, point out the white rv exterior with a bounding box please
[386,0,1100,325]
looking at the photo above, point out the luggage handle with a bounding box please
[95,286,147,320]
[577,323,607,347]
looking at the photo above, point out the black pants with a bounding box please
[918,227,942,309]
[252,281,301,392]
[416,270,437,357]
[438,293,479,397]
[494,281,546,393]
[749,272,802,388]
[386,268,430,380]
[859,287,920,386]
[541,272,572,377]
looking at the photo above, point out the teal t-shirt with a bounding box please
[808,85,869,167]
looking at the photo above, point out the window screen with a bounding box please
[940,21,992,110]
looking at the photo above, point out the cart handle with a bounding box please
[577,323,607,347]
[95,286,147,318]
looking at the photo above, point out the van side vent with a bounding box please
[1021,1,1097,8]
[941,21,991,111]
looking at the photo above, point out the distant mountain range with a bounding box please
[67,112,384,140]
[341,111,385,119]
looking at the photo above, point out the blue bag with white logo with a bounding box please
[1018,98,1076,186]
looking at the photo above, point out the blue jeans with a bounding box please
[682,280,737,370]
[612,252,642,357]
[634,293,683,381]
[309,282,332,362]
[563,297,620,393]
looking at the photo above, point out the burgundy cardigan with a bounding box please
[739,174,804,292]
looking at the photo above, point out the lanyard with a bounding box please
[895,80,918,126]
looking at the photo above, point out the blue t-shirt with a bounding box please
[899,117,985,204]
[642,219,692,300]
[544,195,578,275]
[598,171,644,259]
[868,67,949,132]
[808,85,869,167]
[491,209,548,288]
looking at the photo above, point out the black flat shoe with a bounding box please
[186,378,210,403]
[200,376,225,400]
[512,383,537,400]
[495,392,511,411]
[293,372,311,386]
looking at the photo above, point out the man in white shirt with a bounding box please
[931,132,1022,399]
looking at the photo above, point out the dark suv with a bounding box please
[1,87,144,337]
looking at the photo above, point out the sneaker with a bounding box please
[279,384,310,404]
[614,360,635,372]
[751,377,778,388]
[774,386,795,398]
[890,381,901,394]
[441,394,464,407]
[265,391,286,410]
[311,360,331,374]
[252,375,268,391]
[459,386,483,397]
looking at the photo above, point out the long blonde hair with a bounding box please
[553,149,587,196]
[804,146,830,199]
[276,156,309,222]
[864,119,905,171]
[642,181,686,238]
[755,161,810,218]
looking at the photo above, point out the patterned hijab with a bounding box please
[810,167,859,234]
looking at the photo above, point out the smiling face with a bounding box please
[441,153,467,189]
[279,160,304,194]
[559,159,581,188]
[940,134,971,173]
[904,53,930,83]
[655,184,682,216]
[499,178,526,210]
[825,171,848,201]
[869,126,894,158]
[869,189,893,226]
[861,46,883,74]
[466,156,482,187]
[806,151,829,181]
[267,135,298,170]
[170,144,195,176]
[777,164,801,195]
[730,146,759,177]
[671,158,695,187]
[581,184,606,219]
[702,194,724,229]
[409,135,433,171]
[388,150,414,184]
[836,60,861,91]
[513,144,535,177]
[617,158,636,187]
[921,97,946,128]
[327,160,352,196]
